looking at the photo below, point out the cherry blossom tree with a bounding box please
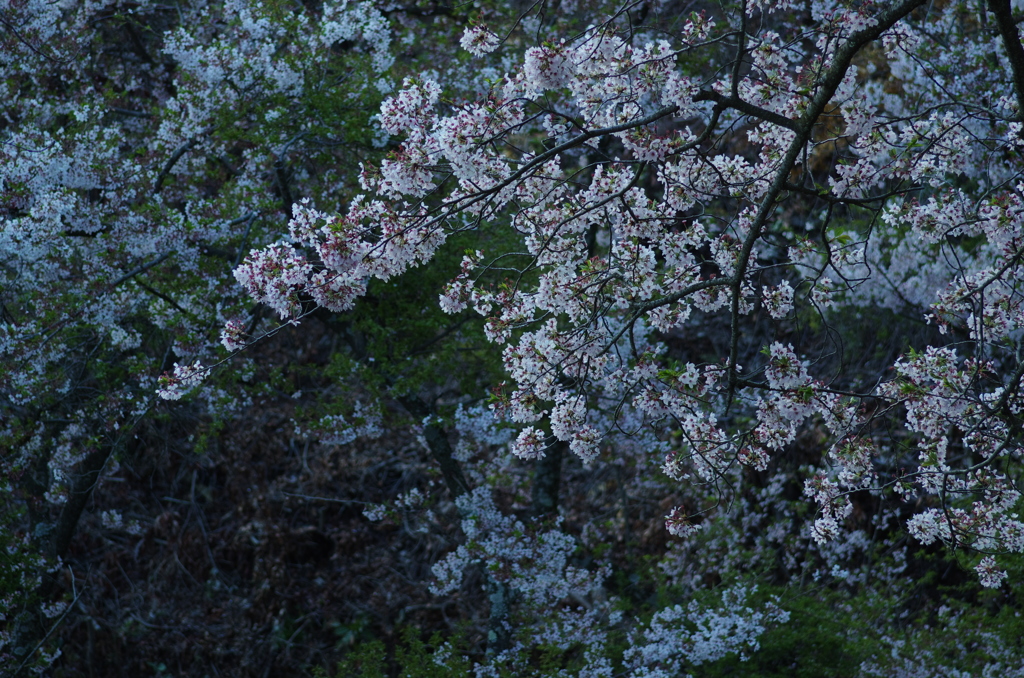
[6,0,1024,674]
[1,0,397,670]
[248,0,1023,569]
[231,0,1024,668]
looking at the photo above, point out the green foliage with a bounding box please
[308,546,1024,678]
[315,639,386,678]
[302,225,520,435]
[702,586,875,678]
[320,627,471,678]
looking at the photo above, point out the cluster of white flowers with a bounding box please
[362,504,388,522]
[431,488,599,607]
[804,474,853,545]
[762,280,795,319]
[623,586,789,675]
[156,361,208,401]
[664,506,702,538]
[303,401,384,446]
[459,25,501,57]
[233,243,313,320]
[974,556,1009,590]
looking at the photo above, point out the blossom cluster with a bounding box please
[216,0,1024,590]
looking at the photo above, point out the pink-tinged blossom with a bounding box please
[157,361,207,401]
[378,78,441,135]
[975,556,1007,589]
[764,343,809,391]
[754,391,813,450]
[679,412,735,481]
[804,473,852,544]
[307,269,366,313]
[830,437,877,488]
[233,243,312,320]
[523,43,573,92]
[460,25,500,56]
[511,426,547,460]
[811,515,841,544]
[378,149,436,198]
[220,319,247,352]
[550,394,586,442]
[569,425,602,463]
[439,280,470,314]
[880,347,985,441]
[506,388,547,424]
[665,506,702,538]
[144,0,1024,603]
[737,446,770,471]
[810,277,836,308]
[762,280,794,319]
[435,106,513,190]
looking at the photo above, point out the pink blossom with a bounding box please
[156,361,207,401]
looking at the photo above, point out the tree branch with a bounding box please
[989,0,1024,123]
[154,138,198,194]
[725,0,930,401]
